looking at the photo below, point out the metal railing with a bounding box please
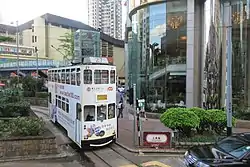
[0,59,67,69]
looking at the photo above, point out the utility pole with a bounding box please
[15,21,19,84]
[225,2,232,136]
[35,47,39,98]
[133,83,136,146]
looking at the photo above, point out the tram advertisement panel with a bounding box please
[83,121,116,140]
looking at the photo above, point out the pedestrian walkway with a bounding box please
[117,103,172,151]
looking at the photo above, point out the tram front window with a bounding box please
[108,103,115,119]
[97,105,107,121]
[84,105,95,122]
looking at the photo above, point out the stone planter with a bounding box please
[24,97,48,107]
[173,141,214,149]
[0,133,57,158]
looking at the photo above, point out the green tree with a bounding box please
[0,36,14,42]
[58,31,74,60]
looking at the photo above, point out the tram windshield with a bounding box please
[97,105,107,121]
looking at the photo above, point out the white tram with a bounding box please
[47,57,117,147]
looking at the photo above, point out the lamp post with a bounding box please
[11,21,19,83]
[35,47,38,97]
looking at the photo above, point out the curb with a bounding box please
[0,152,77,163]
[31,108,49,116]
[125,105,160,120]
[115,142,185,155]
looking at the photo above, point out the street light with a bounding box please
[10,21,19,83]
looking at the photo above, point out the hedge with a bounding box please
[0,101,31,117]
[160,107,236,137]
[0,117,45,137]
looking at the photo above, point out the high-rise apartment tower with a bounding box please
[88,0,122,39]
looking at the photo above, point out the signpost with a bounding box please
[143,132,172,148]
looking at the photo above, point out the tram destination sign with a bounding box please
[96,94,107,101]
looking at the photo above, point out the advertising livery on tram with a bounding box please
[47,57,117,147]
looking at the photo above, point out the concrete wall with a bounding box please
[47,24,71,60]
[0,134,57,157]
[113,46,125,79]
[22,29,32,46]
[33,17,48,58]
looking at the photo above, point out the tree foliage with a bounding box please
[58,31,74,60]
[0,36,14,42]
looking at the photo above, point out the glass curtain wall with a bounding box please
[129,0,187,111]
[227,0,250,111]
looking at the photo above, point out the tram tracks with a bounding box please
[32,108,138,166]
[84,144,138,167]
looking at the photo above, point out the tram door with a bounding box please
[75,103,82,147]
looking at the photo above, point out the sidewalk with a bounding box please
[116,103,179,153]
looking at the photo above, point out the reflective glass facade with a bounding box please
[127,0,250,111]
[128,1,187,109]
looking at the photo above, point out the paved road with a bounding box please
[0,160,83,167]
[32,106,185,167]
[85,144,185,167]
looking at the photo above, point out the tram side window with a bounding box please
[58,70,61,83]
[56,95,58,106]
[108,103,115,119]
[65,99,69,113]
[61,70,65,83]
[84,69,92,84]
[97,105,107,121]
[58,97,62,108]
[54,71,58,82]
[62,97,66,111]
[51,72,54,82]
[66,69,70,84]
[71,69,76,85]
[76,73,81,86]
[110,70,115,84]
[76,68,81,86]
[54,72,57,82]
[76,103,82,120]
[48,72,51,81]
[84,105,95,122]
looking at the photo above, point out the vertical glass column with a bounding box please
[202,0,223,109]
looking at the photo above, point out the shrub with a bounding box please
[0,117,45,137]
[0,88,23,103]
[206,109,236,134]
[160,108,200,137]
[9,117,45,136]
[0,101,31,117]
[189,107,210,134]
[23,91,35,97]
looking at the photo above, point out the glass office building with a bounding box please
[126,0,250,111]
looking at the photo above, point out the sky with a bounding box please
[0,0,127,37]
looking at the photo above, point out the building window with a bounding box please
[35,36,37,42]
[32,36,34,43]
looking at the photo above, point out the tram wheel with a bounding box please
[99,131,105,137]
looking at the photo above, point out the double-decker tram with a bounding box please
[47,57,117,147]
